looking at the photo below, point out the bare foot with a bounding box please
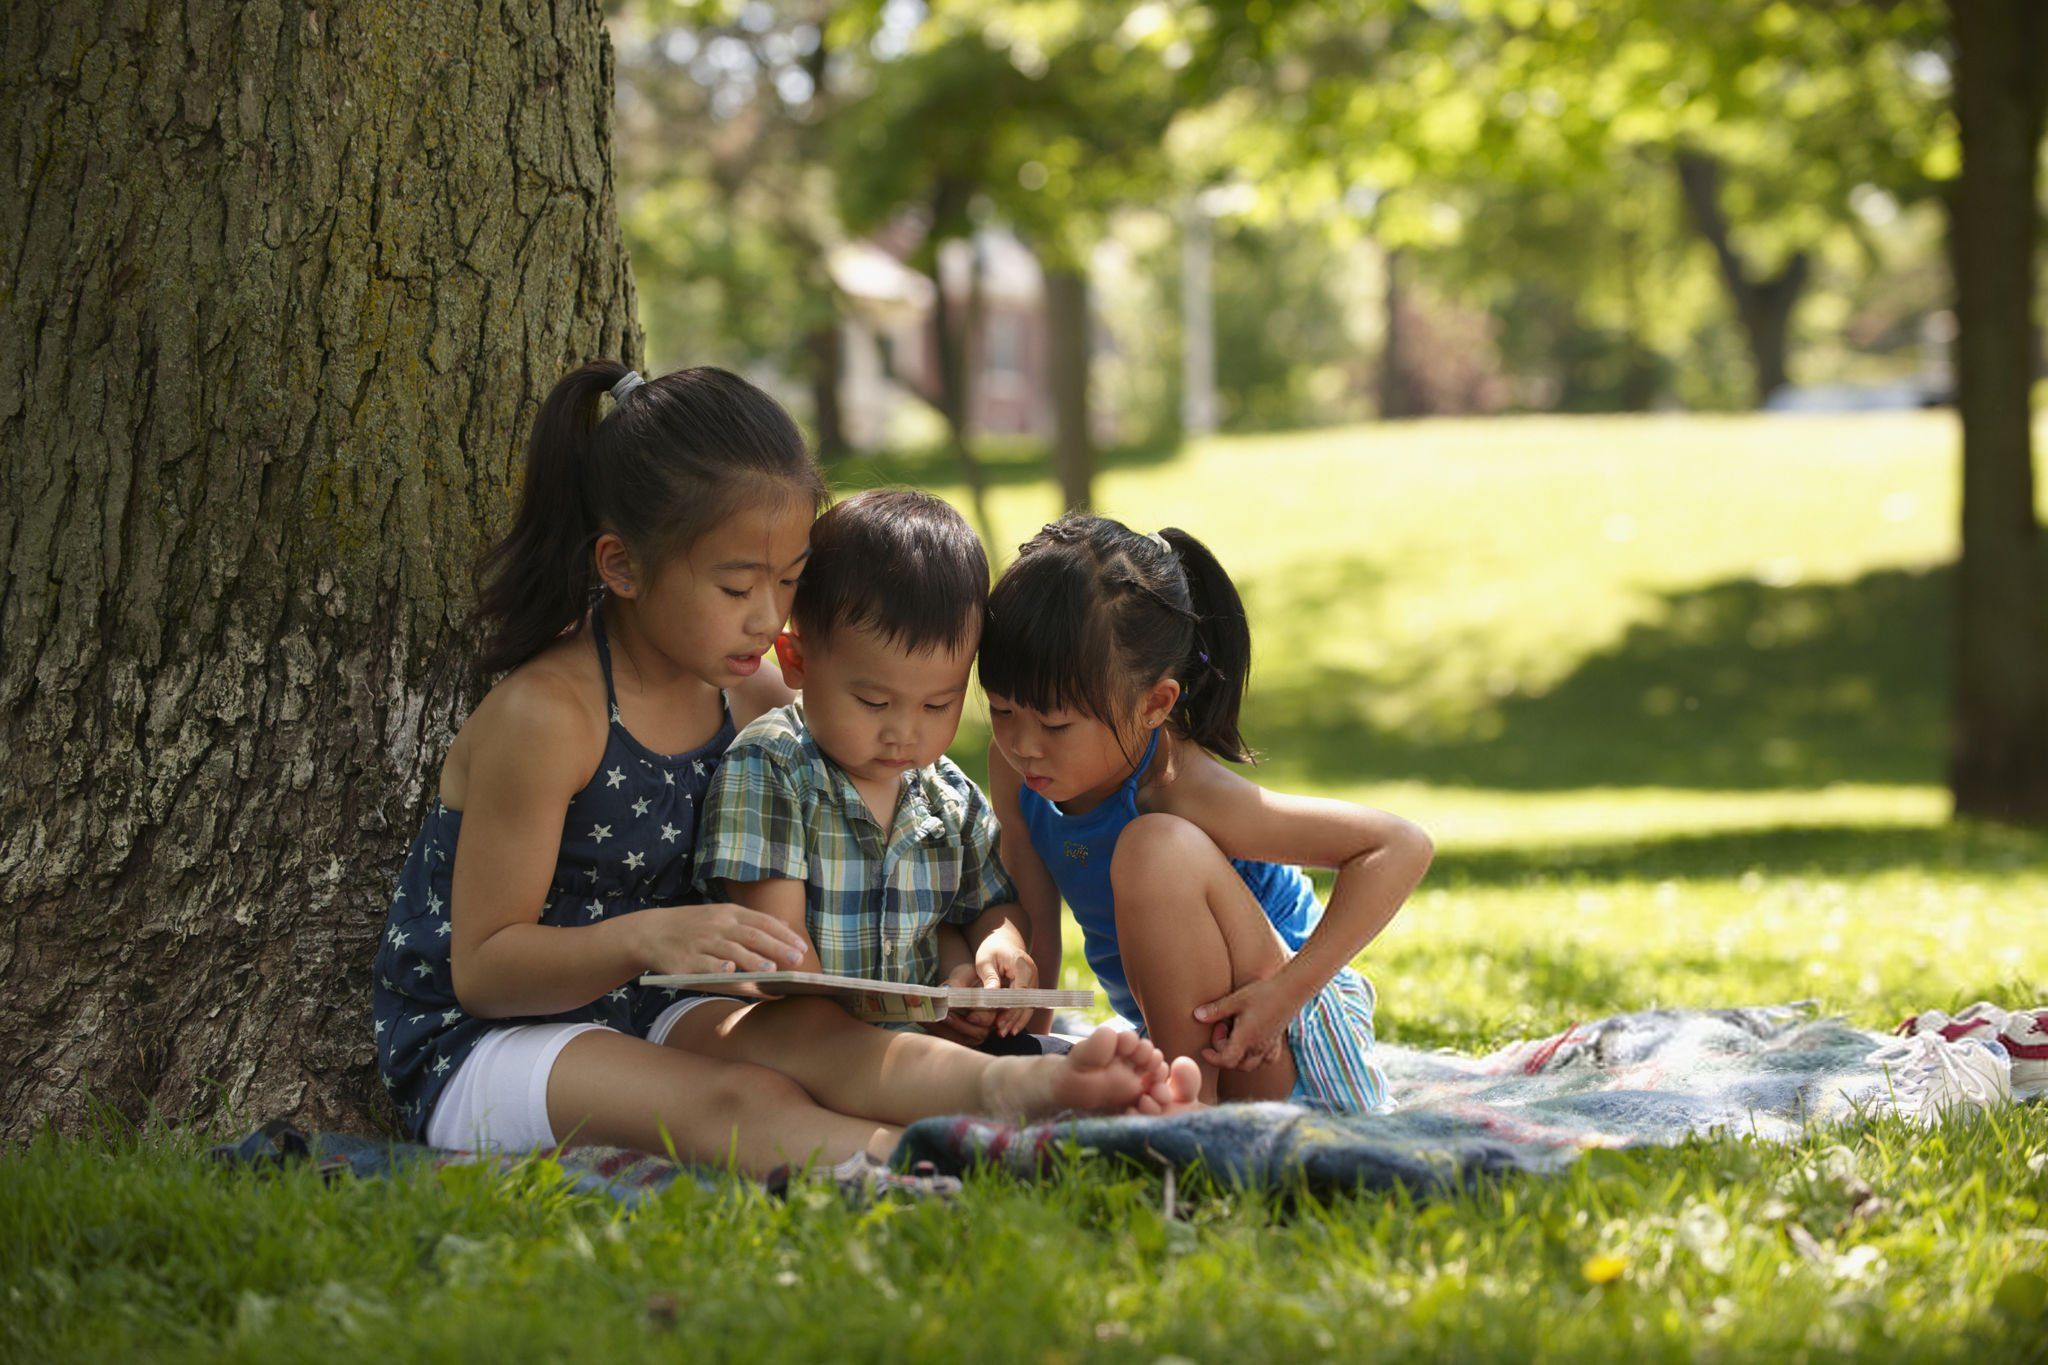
[1134,1055,1206,1115]
[982,1027,1170,1120]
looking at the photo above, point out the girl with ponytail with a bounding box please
[980,514,1434,1112]
[374,367,1180,1177]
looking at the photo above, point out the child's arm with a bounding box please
[988,742,1066,1034]
[719,877,822,973]
[450,676,806,1018]
[1162,751,1433,1071]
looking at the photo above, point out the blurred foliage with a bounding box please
[612,0,1966,433]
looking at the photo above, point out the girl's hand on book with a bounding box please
[634,903,809,976]
[975,938,1038,1037]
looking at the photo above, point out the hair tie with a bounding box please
[1148,531,1172,554]
[610,370,646,404]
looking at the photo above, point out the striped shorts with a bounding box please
[1286,968,1390,1113]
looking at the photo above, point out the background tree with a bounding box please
[0,0,639,1140]
[1945,0,2048,821]
[616,0,854,458]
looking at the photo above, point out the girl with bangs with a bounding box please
[979,514,1434,1111]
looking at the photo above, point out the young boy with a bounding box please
[691,489,1055,1051]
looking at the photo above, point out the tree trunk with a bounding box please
[1181,198,1218,438]
[1946,0,2048,823]
[0,0,639,1142]
[1379,246,1409,420]
[1674,151,1808,408]
[919,208,994,545]
[1043,265,1095,513]
[805,323,850,461]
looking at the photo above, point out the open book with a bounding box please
[638,970,1095,1024]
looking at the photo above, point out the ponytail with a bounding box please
[980,513,1257,766]
[475,361,826,677]
[475,361,625,677]
[1157,527,1253,764]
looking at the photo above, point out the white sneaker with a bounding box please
[1998,1008,2048,1096]
[1864,1032,2011,1123]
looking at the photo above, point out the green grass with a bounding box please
[8,412,2047,1360]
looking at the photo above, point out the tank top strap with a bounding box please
[1122,726,1163,797]
[589,595,623,719]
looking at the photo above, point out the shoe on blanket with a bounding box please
[1895,1002,2048,1095]
[1997,1008,2048,1095]
[1864,1032,2011,1123]
[765,1152,963,1205]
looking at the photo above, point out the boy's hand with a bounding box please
[973,933,1038,1038]
[926,961,994,1047]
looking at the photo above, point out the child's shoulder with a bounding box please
[444,639,606,801]
[729,700,805,747]
[722,702,818,774]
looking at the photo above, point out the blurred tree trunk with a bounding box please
[1379,246,1410,419]
[1674,151,1807,409]
[1946,0,2048,824]
[804,322,850,461]
[917,185,994,543]
[1043,265,1095,513]
[0,0,639,1142]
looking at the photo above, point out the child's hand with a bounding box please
[1193,975,1299,1072]
[974,936,1038,1038]
[926,961,994,1047]
[634,903,809,976]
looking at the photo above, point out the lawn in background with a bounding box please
[6,412,2045,1361]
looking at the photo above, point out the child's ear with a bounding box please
[774,629,806,689]
[593,532,640,600]
[1140,675,1181,730]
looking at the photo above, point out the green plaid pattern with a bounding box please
[694,704,1019,985]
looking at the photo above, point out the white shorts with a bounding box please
[423,995,734,1152]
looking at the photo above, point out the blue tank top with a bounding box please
[1016,727,1322,1025]
[371,604,735,1139]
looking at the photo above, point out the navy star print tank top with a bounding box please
[372,606,736,1139]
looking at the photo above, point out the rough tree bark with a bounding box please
[0,0,640,1142]
[1946,0,2048,823]
[1674,150,1809,409]
[1042,264,1094,513]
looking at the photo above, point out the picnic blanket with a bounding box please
[892,1003,2035,1195]
[214,1004,2034,1204]
[211,1118,704,1208]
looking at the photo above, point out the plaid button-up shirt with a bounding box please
[693,704,1019,985]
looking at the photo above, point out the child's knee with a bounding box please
[696,1056,810,1114]
[1112,813,1221,893]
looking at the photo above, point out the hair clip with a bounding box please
[610,370,646,403]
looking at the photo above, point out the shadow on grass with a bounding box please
[1430,820,2048,887]
[1252,563,1954,791]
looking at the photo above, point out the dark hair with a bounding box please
[791,489,988,654]
[475,362,827,675]
[979,514,1255,764]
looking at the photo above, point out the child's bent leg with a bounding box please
[545,1028,897,1175]
[659,996,1179,1124]
[1111,812,1298,1104]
